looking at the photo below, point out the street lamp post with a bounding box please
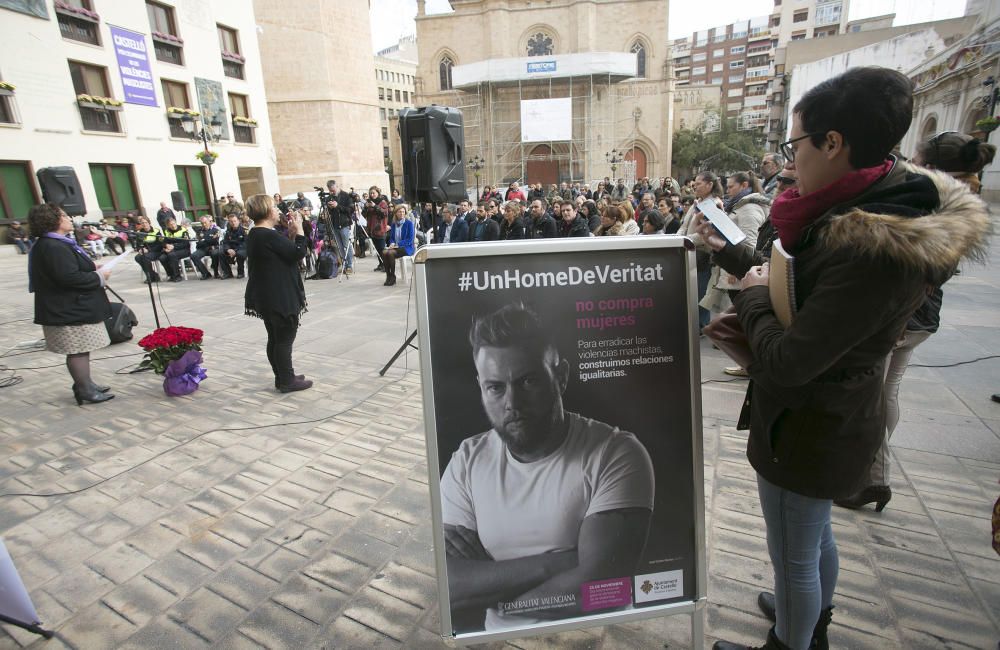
[468,155,485,204]
[605,149,624,180]
[181,114,223,222]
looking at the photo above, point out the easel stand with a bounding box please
[0,613,54,640]
[380,329,417,376]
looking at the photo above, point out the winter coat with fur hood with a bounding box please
[733,160,989,499]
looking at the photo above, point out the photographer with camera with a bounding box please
[322,179,356,276]
[363,185,390,271]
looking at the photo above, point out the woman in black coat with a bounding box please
[244,194,311,393]
[28,203,114,405]
[708,68,990,650]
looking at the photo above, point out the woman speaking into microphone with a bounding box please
[244,194,312,393]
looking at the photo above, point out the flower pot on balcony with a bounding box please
[0,88,13,97]
[200,155,216,166]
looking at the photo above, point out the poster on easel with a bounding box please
[414,237,707,644]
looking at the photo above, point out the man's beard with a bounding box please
[494,411,555,458]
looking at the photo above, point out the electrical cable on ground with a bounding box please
[0,371,413,499]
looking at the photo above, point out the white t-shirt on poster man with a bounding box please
[440,411,655,628]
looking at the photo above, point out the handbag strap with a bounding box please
[104,285,126,303]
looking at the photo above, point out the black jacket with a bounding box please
[499,217,525,240]
[222,225,247,253]
[557,215,590,237]
[196,225,221,251]
[329,191,355,229]
[31,236,110,326]
[733,161,989,499]
[525,214,558,239]
[469,218,499,242]
[244,227,307,319]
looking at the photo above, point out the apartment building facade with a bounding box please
[375,36,418,163]
[0,0,277,225]
[671,0,853,137]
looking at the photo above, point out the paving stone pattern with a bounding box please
[0,238,997,648]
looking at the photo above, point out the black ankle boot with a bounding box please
[756,592,834,650]
[713,627,793,650]
[73,384,114,406]
[834,485,891,512]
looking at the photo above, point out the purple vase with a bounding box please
[163,350,207,396]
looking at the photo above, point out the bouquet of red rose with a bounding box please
[138,326,204,375]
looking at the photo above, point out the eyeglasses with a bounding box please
[779,133,823,162]
[776,175,795,186]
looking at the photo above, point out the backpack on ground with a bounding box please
[315,248,339,279]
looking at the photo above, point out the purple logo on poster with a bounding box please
[109,25,157,107]
[581,577,633,612]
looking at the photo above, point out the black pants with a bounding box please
[214,249,246,277]
[104,237,126,255]
[135,250,161,279]
[191,248,218,277]
[262,312,299,386]
[371,237,386,265]
[382,246,407,279]
[159,249,190,279]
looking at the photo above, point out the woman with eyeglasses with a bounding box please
[834,130,996,514]
[711,68,989,650]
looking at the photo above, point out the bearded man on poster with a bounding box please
[439,303,655,631]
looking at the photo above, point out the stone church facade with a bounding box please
[412,0,673,189]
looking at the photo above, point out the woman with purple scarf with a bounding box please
[28,203,115,405]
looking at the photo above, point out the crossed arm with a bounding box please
[445,507,652,615]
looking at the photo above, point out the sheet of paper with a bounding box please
[98,250,131,274]
[696,199,747,246]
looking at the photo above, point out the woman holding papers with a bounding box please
[27,203,114,405]
[677,172,724,331]
[712,68,989,650]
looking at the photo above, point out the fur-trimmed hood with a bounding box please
[819,161,991,283]
[732,192,772,211]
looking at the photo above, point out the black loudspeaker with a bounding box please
[171,191,187,212]
[399,105,466,203]
[36,167,86,215]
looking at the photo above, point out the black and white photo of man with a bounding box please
[439,303,655,631]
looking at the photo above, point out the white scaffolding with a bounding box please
[456,74,650,187]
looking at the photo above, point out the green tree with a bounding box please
[672,118,766,180]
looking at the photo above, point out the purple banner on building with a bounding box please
[109,25,157,107]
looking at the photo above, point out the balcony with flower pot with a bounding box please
[221,51,245,80]
[0,82,16,125]
[232,116,257,144]
[76,94,123,133]
[166,106,199,138]
[55,0,101,45]
[151,30,184,65]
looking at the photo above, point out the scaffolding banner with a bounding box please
[520,98,572,142]
[415,238,707,644]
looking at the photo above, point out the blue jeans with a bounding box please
[757,474,838,650]
[333,225,353,270]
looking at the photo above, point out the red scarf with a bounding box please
[771,159,894,251]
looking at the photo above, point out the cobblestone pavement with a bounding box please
[0,238,996,649]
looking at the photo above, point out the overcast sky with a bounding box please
[369,0,969,52]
